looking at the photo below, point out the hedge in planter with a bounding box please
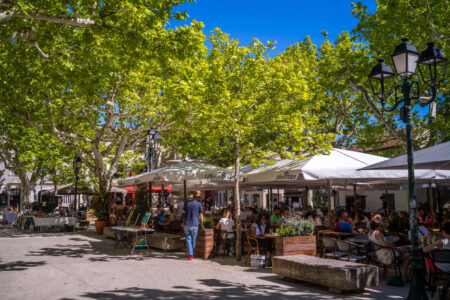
[275,217,316,256]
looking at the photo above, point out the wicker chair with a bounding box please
[245,230,261,262]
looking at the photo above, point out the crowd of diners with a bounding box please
[105,192,448,282]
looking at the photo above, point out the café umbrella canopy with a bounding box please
[245,149,388,184]
[119,160,234,186]
[362,141,450,171]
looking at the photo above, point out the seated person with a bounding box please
[308,209,322,226]
[155,207,169,229]
[269,206,282,228]
[279,208,290,226]
[408,224,431,243]
[333,211,359,235]
[355,211,370,230]
[169,208,182,223]
[423,221,450,273]
[251,215,272,262]
[369,220,410,281]
[215,211,235,255]
[108,208,117,226]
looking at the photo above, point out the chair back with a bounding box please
[321,237,337,249]
[336,240,353,252]
[430,249,450,264]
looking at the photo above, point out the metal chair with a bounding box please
[336,240,365,262]
[429,249,450,297]
[368,241,401,278]
[216,230,236,257]
[320,237,339,259]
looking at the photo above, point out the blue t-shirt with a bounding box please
[337,221,355,233]
[183,200,204,227]
[157,215,165,223]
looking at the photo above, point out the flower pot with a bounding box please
[275,235,316,256]
[95,220,107,234]
[194,228,215,259]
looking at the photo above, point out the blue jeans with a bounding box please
[184,226,198,256]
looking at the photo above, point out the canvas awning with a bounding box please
[362,141,450,170]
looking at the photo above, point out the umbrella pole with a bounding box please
[327,179,332,212]
[428,180,434,228]
[149,182,152,208]
[161,183,165,207]
[353,184,358,211]
[183,180,187,202]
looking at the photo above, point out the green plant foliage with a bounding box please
[133,186,151,224]
[202,217,215,229]
[278,217,315,237]
[388,211,410,233]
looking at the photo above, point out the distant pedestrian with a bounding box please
[183,190,204,260]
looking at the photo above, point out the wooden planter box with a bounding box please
[275,235,316,257]
[194,228,215,259]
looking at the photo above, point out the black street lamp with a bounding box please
[72,154,82,216]
[368,38,447,300]
[39,166,45,203]
[146,128,162,206]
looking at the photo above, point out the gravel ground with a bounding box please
[0,224,412,299]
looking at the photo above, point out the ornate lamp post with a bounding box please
[368,38,447,300]
[72,154,82,216]
[146,128,162,206]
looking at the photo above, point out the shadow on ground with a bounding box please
[62,277,408,300]
[63,278,328,300]
[0,260,46,272]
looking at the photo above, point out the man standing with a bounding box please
[183,190,204,260]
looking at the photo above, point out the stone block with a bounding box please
[272,255,378,293]
[147,233,185,251]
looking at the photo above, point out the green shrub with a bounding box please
[278,217,314,237]
[203,217,215,228]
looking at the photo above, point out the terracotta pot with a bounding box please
[194,228,215,259]
[275,235,316,256]
[95,220,107,234]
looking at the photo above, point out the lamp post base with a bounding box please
[406,253,429,300]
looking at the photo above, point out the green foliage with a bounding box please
[203,217,215,229]
[91,196,109,221]
[388,211,410,233]
[133,186,150,223]
[279,217,315,237]
[278,225,295,237]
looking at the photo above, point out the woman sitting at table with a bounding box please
[423,220,450,273]
[215,211,235,256]
[308,209,322,226]
[251,214,272,264]
[369,220,410,281]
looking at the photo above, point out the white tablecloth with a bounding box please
[32,217,77,227]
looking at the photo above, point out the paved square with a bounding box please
[0,225,409,299]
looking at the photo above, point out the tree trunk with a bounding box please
[234,144,242,261]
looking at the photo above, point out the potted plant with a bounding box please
[92,196,109,234]
[275,217,316,256]
[194,217,215,259]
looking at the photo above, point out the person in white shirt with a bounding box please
[423,220,450,273]
[215,211,235,255]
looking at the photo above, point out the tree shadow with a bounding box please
[0,260,46,272]
[66,278,331,300]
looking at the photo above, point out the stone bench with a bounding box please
[272,255,378,293]
[147,233,185,251]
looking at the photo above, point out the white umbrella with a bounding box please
[362,141,450,170]
[245,149,388,183]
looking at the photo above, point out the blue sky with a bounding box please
[170,0,377,56]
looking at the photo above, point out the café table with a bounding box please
[112,226,154,255]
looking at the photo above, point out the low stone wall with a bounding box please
[147,233,185,251]
[272,255,378,293]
